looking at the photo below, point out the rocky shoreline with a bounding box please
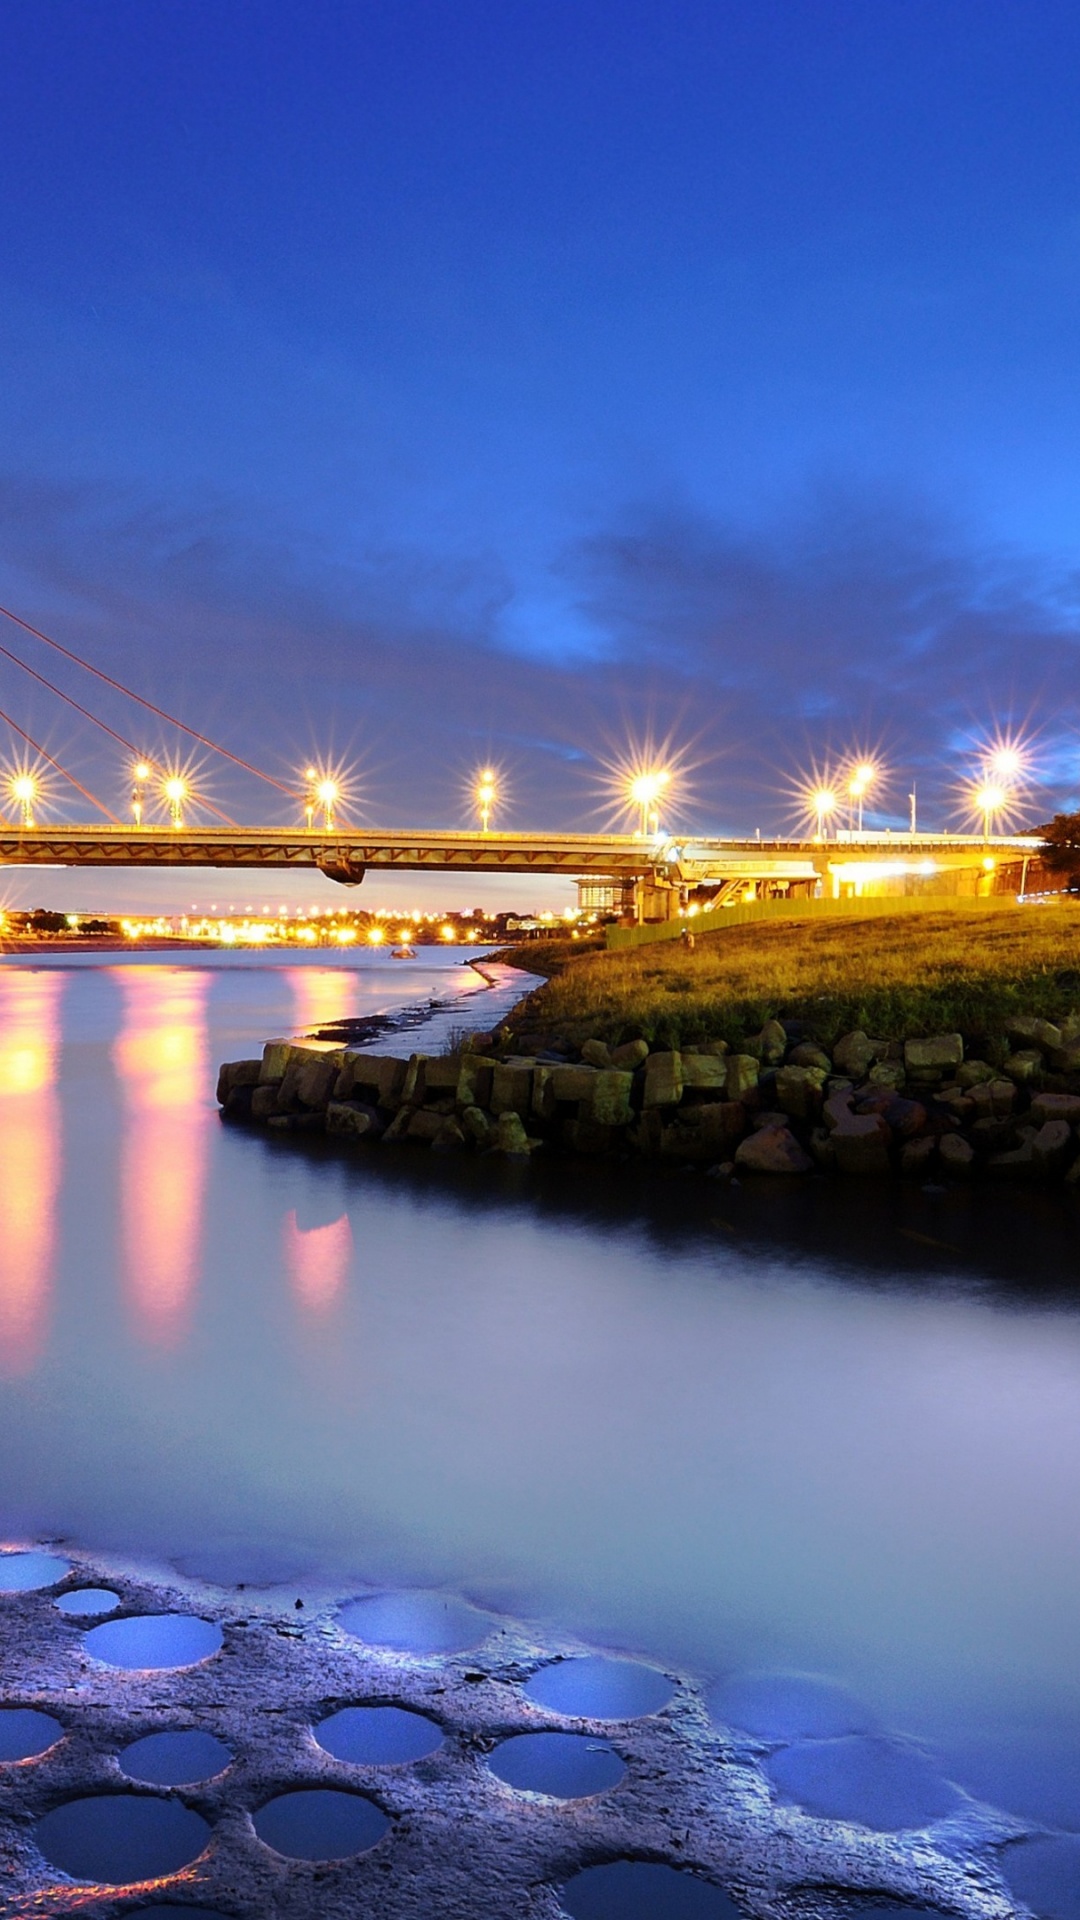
[217,1008,1080,1188]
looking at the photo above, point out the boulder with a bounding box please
[587,1069,634,1127]
[326,1100,379,1140]
[581,1038,612,1069]
[609,1038,649,1069]
[904,1034,964,1078]
[495,1111,531,1155]
[491,1062,533,1117]
[1032,1119,1074,1177]
[867,1061,906,1091]
[643,1051,683,1108]
[880,1096,928,1139]
[939,1132,975,1178]
[461,1105,493,1146]
[775,1064,827,1121]
[833,1031,878,1079]
[734,1125,813,1174]
[681,1053,729,1092]
[216,1059,261,1104]
[250,1084,280,1122]
[788,1042,833,1073]
[1005,1015,1063,1054]
[431,1118,467,1153]
[725,1054,759,1102]
[550,1064,599,1103]
[1001,1049,1044,1085]
[1031,1092,1080,1126]
[757,1019,788,1066]
[957,1060,997,1089]
[900,1136,937,1177]
[831,1113,891,1175]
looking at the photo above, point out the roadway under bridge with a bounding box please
[0,824,1047,918]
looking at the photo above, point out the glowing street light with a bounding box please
[131,761,151,827]
[10,773,37,827]
[316,778,338,831]
[810,786,837,839]
[476,769,497,832]
[847,761,877,832]
[163,775,187,829]
[628,768,671,837]
[973,780,1009,841]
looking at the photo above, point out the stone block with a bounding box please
[550,1064,598,1103]
[1049,1043,1080,1076]
[260,1039,294,1083]
[643,1050,683,1108]
[904,1034,963,1077]
[406,1108,445,1143]
[250,1084,280,1122]
[326,1101,378,1140]
[587,1069,634,1127]
[758,1019,788,1065]
[346,1054,407,1108]
[831,1113,891,1175]
[1006,1015,1063,1054]
[775,1064,827,1121]
[609,1038,649,1069]
[399,1054,427,1104]
[1002,1049,1044,1085]
[382,1106,415,1143]
[823,1089,855,1132]
[432,1118,466,1152]
[455,1053,494,1110]
[530,1065,556,1120]
[833,1031,878,1079]
[491,1062,533,1117]
[461,1105,493,1146]
[734,1125,812,1174]
[939,1132,975,1177]
[222,1084,254,1120]
[725,1054,759,1102]
[868,1061,905,1091]
[681,1053,729,1092]
[278,1051,338,1111]
[581,1038,612,1068]
[1032,1119,1074,1176]
[788,1042,833,1073]
[957,1060,997,1089]
[418,1057,462,1097]
[216,1059,262,1104]
[1031,1092,1080,1126]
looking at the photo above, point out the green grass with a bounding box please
[499,907,1080,1050]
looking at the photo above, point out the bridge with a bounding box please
[0,601,1050,921]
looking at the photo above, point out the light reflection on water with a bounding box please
[0,951,1078,1836]
[0,971,63,1376]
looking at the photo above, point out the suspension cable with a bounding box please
[0,705,121,823]
[0,602,297,796]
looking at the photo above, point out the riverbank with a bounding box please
[217,908,1080,1188]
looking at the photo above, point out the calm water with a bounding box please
[1,952,1079,1835]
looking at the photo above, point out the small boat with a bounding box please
[390,944,417,959]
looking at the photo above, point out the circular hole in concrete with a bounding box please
[55,1587,121,1617]
[119,1731,232,1785]
[337,1590,494,1653]
[254,1788,389,1860]
[84,1614,223,1669]
[490,1732,625,1797]
[708,1669,878,1740]
[35,1794,210,1883]
[525,1657,674,1719]
[765,1736,963,1831]
[0,1708,64,1761]
[315,1705,443,1765]
[561,1861,742,1918]
[1001,1834,1080,1920]
[0,1550,70,1591]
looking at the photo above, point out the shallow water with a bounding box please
[0,951,1078,1841]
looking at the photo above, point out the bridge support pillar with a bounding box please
[317,855,366,887]
[634,877,681,924]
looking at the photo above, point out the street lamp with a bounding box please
[303,766,319,830]
[131,761,151,827]
[163,775,187,829]
[810,787,837,839]
[847,762,876,832]
[628,769,670,837]
[476,769,497,832]
[10,773,37,827]
[316,778,338,831]
[973,781,1008,841]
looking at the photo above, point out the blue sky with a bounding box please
[1,0,1079,906]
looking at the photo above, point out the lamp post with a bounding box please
[973,781,1007,843]
[847,762,875,832]
[10,774,36,828]
[628,769,670,838]
[811,787,837,840]
[316,779,338,832]
[476,770,497,832]
[164,776,187,829]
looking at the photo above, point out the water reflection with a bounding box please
[283,1209,353,1315]
[0,971,63,1376]
[112,970,210,1348]
[287,965,358,1035]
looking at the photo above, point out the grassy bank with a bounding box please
[499,906,1080,1049]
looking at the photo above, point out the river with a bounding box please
[0,948,1078,1869]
